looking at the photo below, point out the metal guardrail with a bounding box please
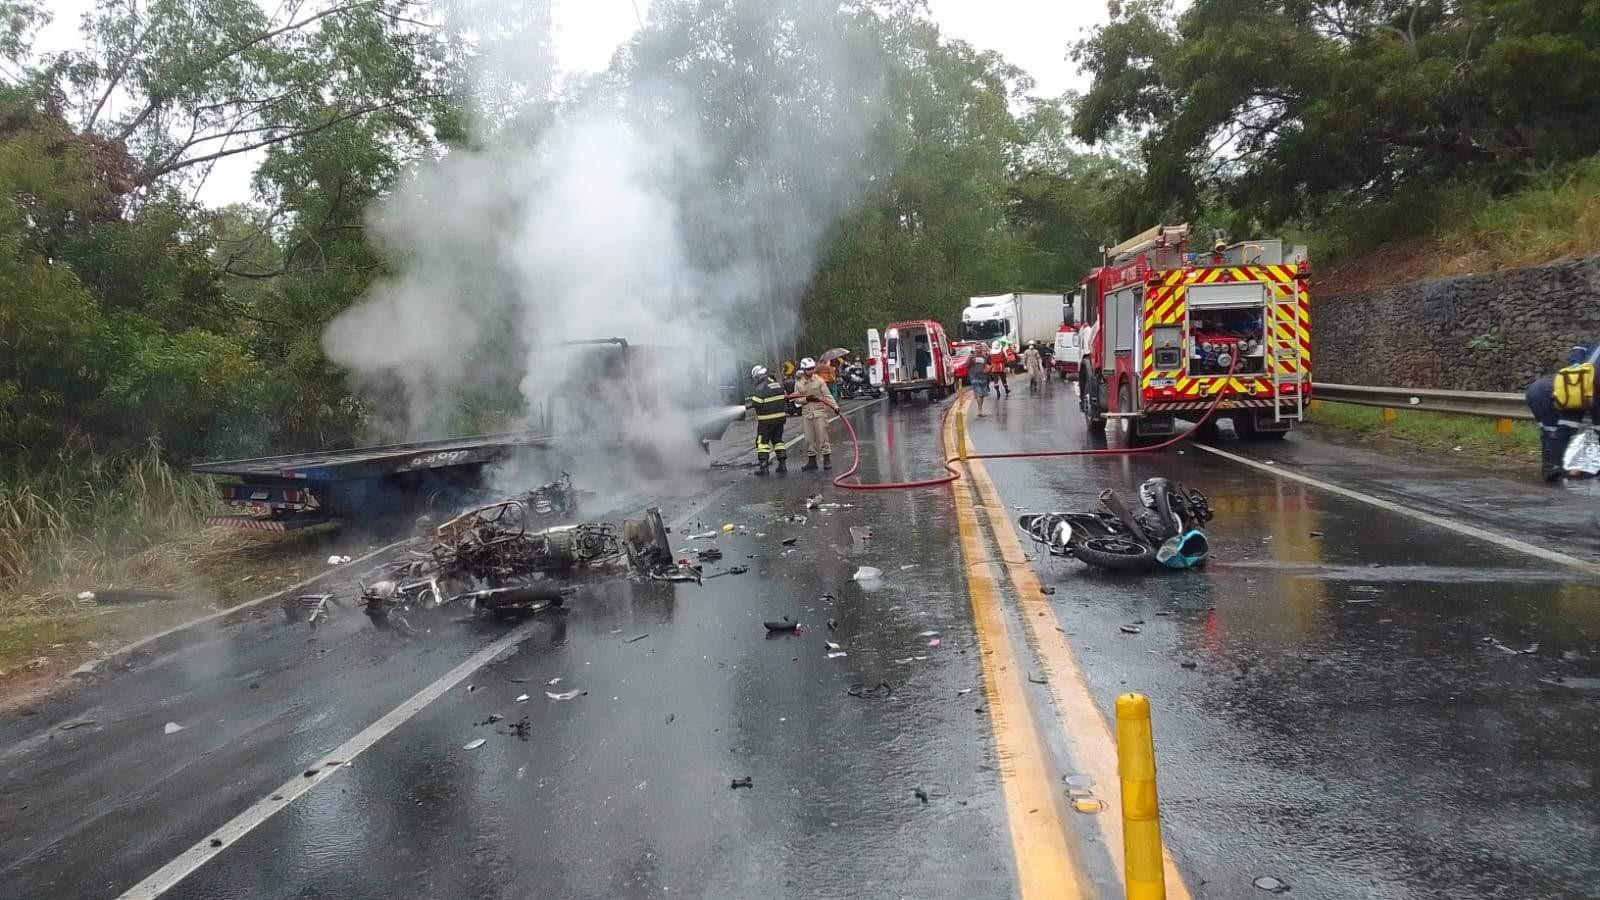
[1311,383,1531,421]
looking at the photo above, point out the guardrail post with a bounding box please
[1496,417,1513,435]
[1381,407,1397,423]
[1116,693,1166,900]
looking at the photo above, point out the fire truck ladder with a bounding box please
[1268,282,1304,423]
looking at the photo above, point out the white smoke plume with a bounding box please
[323,0,890,489]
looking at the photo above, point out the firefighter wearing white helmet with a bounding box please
[746,365,788,475]
[790,357,833,470]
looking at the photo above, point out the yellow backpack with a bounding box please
[1554,362,1595,411]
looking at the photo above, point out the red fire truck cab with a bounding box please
[1078,224,1311,442]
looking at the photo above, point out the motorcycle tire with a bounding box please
[1073,537,1158,571]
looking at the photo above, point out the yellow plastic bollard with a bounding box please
[1496,417,1514,435]
[1308,399,1322,411]
[1116,693,1166,900]
[1381,407,1398,422]
[955,390,969,461]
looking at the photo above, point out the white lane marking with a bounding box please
[116,497,731,898]
[118,623,538,900]
[72,536,415,676]
[1191,442,1600,577]
[782,396,885,454]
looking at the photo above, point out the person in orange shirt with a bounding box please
[988,343,1010,396]
[816,357,839,401]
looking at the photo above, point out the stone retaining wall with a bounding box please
[1314,255,1600,391]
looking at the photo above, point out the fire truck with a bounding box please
[1077,224,1310,441]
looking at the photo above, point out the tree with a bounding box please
[1072,0,1600,228]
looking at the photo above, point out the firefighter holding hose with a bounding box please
[747,365,789,476]
[791,357,834,471]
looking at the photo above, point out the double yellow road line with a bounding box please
[945,399,1193,900]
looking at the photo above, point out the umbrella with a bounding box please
[817,348,850,364]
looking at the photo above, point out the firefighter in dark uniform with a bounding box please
[1526,344,1596,481]
[747,365,789,475]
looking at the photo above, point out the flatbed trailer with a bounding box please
[192,430,555,530]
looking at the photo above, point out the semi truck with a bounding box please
[960,293,1068,364]
[1077,224,1311,442]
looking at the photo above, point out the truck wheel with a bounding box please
[1082,376,1106,433]
[887,389,899,406]
[1237,416,1288,441]
[1118,383,1148,445]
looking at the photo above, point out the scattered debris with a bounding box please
[326,555,352,566]
[704,565,749,579]
[827,652,848,659]
[919,630,940,637]
[283,593,338,629]
[623,633,650,644]
[476,714,504,726]
[730,776,754,789]
[515,693,530,703]
[164,722,185,735]
[509,717,531,740]
[1309,531,1325,538]
[1039,586,1056,595]
[58,720,96,731]
[825,641,842,651]
[806,494,823,509]
[697,548,724,562]
[957,688,972,696]
[913,788,930,804]
[1252,875,1290,894]
[210,838,223,848]
[1180,661,1198,670]
[927,637,942,647]
[76,590,96,602]
[852,566,882,582]
[545,677,562,685]
[781,537,798,546]
[1120,625,1142,635]
[721,523,735,533]
[545,690,585,701]
[827,618,838,631]
[1027,672,1048,685]
[1485,638,1539,655]
[846,681,894,698]
[462,738,487,751]
[665,713,675,724]
[764,619,800,633]
[849,526,873,545]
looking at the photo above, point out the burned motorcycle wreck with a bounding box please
[1019,478,1214,572]
[354,500,682,632]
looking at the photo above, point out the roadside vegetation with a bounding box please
[1305,402,1539,465]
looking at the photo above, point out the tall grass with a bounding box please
[0,449,221,610]
[1302,155,1600,277]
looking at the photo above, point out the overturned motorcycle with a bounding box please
[1019,478,1214,572]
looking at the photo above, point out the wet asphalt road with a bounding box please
[2,390,1598,899]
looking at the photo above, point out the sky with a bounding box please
[35,0,1108,205]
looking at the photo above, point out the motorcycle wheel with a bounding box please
[1073,537,1158,571]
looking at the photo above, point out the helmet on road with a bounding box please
[750,364,768,381]
[800,357,816,370]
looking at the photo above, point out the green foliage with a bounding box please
[1073,0,1600,232]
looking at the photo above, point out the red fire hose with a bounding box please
[828,358,1243,492]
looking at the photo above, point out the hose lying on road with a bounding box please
[828,357,1242,492]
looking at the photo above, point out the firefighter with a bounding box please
[747,365,789,476]
[790,357,834,470]
[1526,344,1597,482]
[1022,341,1044,395]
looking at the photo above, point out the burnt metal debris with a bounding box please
[280,476,683,631]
